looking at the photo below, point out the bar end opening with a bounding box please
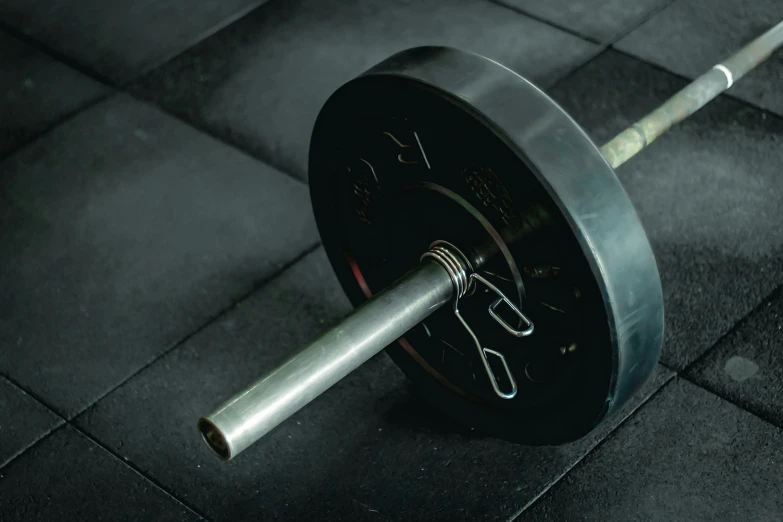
[198,417,231,460]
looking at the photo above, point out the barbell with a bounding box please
[197,20,783,461]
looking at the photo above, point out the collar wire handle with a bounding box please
[421,242,535,400]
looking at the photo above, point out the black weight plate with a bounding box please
[308,47,664,444]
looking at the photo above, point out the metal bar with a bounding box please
[600,20,783,169]
[198,261,454,460]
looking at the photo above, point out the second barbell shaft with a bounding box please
[600,20,783,169]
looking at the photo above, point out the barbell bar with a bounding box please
[198,20,783,461]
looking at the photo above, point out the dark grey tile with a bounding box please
[0,376,62,468]
[0,426,201,521]
[76,248,673,522]
[686,289,783,429]
[0,0,268,84]
[0,93,319,418]
[616,0,783,117]
[515,379,783,522]
[549,50,783,370]
[0,32,108,159]
[132,0,599,181]
[496,0,672,42]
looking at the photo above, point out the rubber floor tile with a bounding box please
[0,93,318,418]
[0,426,201,521]
[0,32,108,159]
[687,289,783,429]
[515,379,783,522]
[496,0,673,42]
[0,376,62,468]
[0,0,269,84]
[131,0,599,180]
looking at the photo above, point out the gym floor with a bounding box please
[1,0,782,520]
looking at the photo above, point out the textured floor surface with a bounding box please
[1,1,782,521]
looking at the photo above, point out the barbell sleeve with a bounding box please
[197,260,453,460]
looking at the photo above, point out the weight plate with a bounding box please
[308,47,664,444]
